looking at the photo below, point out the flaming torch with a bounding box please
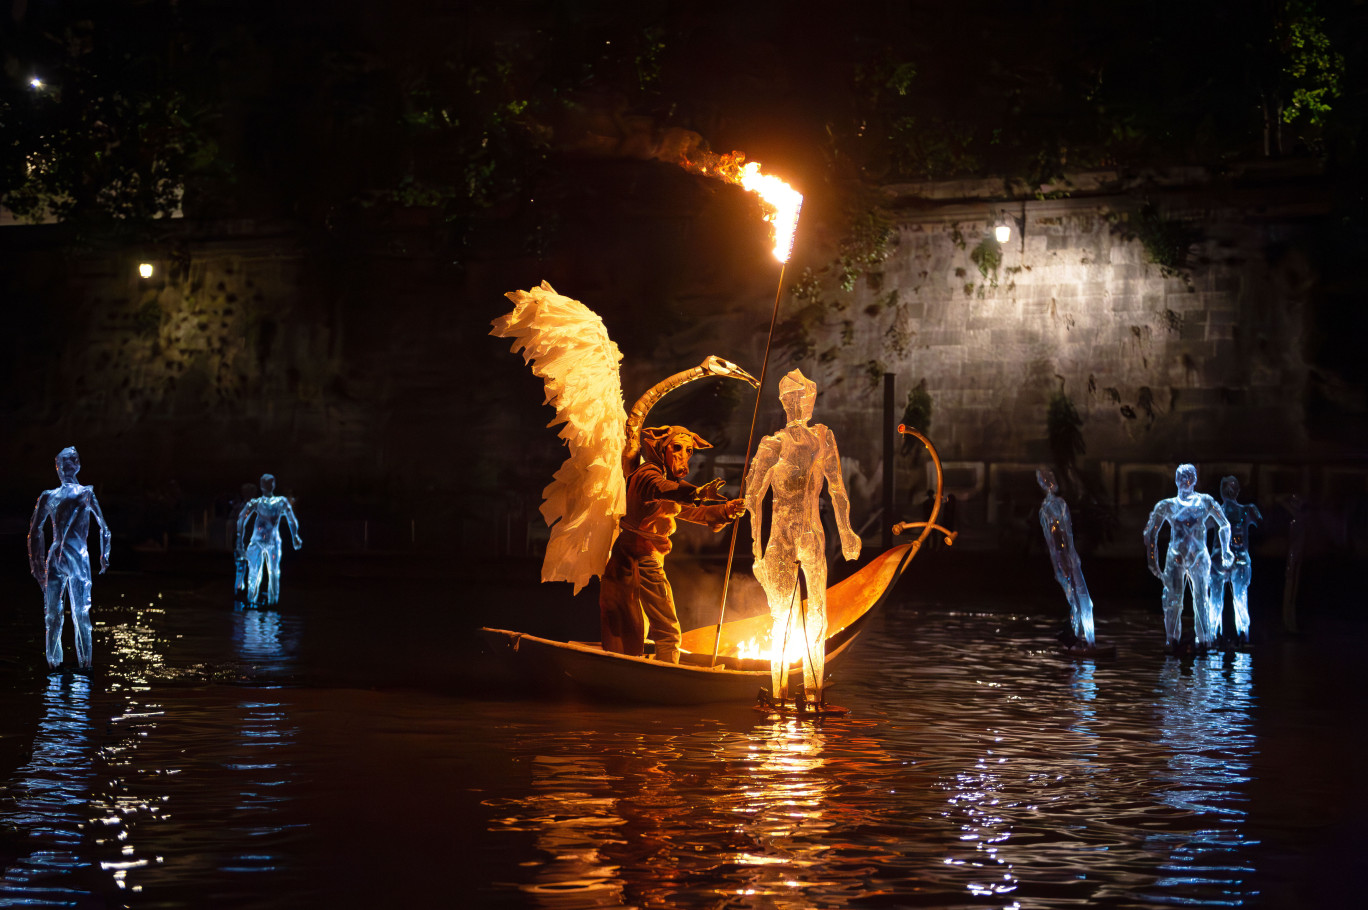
[739,162,804,263]
[694,155,805,666]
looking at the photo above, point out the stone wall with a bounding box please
[783,166,1364,554]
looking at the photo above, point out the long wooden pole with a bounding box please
[710,261,787,666]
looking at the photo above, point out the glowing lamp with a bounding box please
[29,77,43,90]
[994,223,1012,244]
[138,262,154,279]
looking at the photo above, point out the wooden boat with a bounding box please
[480,425,951,705]
[480,540,917,704]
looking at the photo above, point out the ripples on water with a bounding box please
[480,608,1261,909]
[0,575,1347,908]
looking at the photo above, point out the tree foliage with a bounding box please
[2,0,1363,244]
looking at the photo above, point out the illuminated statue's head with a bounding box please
[1220,475,1240,502]
[55,446,80,482]
[1036,468,1057,495]
[1174,463,1197,497]
[641,426,712,481]
[778,369,816,423]
[259,473,276,496]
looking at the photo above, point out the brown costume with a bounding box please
[600,426,738,662]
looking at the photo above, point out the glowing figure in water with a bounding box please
[1143,464,1233,650]
[1210,475,1262,643]
[235,474,302,605]
[27,447,111,668]
[745,370,860,704]
[1036,469,1095,647]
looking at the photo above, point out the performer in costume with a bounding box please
[600,426,744,663]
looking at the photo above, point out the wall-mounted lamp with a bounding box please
[29,77,44,90]
[995,205,1026,251]
[138,262,155,279]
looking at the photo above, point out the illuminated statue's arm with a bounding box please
[27,492,50,585]
[821,426,860,561]
[744,437,781,559]
[88,488,111,573]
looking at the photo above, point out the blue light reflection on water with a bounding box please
[0,578,1333,909]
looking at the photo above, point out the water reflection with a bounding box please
[477,607,1270,910]
[0,673,96,903]
[1143,652,1257,905]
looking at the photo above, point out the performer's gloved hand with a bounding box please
[724,499,746,520]
[694,477,728,503]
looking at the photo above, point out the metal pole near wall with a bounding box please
[883,373,895,551]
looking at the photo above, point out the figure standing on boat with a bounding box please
[1036,468,1096,648]
[745,369,861,706]
[1210,475,1261,645]
[600,427,744,662]
[235,473,303,605]
[28,446,111,669]
[1143,463,1232,652]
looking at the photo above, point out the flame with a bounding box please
[680,151,803,263]
[736,636,768,661]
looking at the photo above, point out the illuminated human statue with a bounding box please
[1143,464,1233,651]
[1036,468,1095,647]
[235,474,302,605]
[745,370,861,705]
[27,447,111,669]
[1210,475,1262,644]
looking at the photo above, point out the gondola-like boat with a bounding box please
[480,425,951,705]
[481,540,917,704]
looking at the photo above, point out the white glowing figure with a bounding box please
[1036,469,1095,647]
[235,473,302,605]
[1143,464,1232,650]
[27,447,111,669]
[745,370,860,703]
[1210,475,1262,643]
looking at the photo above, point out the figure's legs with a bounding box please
[797,554,829,697]
[759,558,800,699]
[68,576,94,668]
[44,575,68,668]
[1187,552,1216,646]
[1231,560,1253,640]
[1160,556,1186,648]
[265,541,283,605]
[636,558,682,664]
[1208,566,1228,640]
[1062,557,1096,647]
[246,545,266,604]
[599,553,645,656]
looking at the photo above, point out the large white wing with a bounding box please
[491,282,627,594]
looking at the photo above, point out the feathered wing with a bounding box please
[491,281,627,594]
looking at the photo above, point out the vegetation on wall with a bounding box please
[901,380,933,456]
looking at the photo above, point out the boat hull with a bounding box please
[478,627,865,705]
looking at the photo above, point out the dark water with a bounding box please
[0,564,1364,908]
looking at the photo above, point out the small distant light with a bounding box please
[138,262,154,279]
[994,224,1011,244]
[29,77,43,89]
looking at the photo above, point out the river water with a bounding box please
[0,562,1362,908]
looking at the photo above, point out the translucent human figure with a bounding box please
[1143,464,1233,651]
[27,447,111,669]
[235,474,302,605]
[1209,475,1262,644]
[1036,468,1095,647]
[745,370,861,705]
